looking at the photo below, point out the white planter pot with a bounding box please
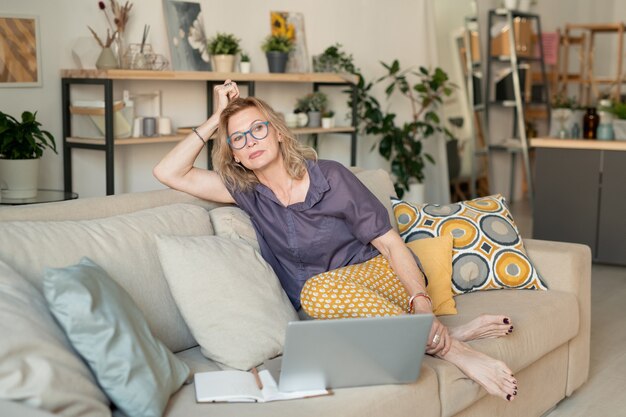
[404,182,425,204]
[504,0,518,9]
[612,119,626,140]
[321,117,334,129]
[211,55,235,73]
[518,0,532,11]
[0,158,39,199]
[239,61,251,73]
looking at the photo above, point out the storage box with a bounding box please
[70,100,133,139]
[491,18,534,58]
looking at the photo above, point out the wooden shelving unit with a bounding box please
[61,69,359,195]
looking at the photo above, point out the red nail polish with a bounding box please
[507,394,511,401]
[504,318,510,324]
[514,391,517,395]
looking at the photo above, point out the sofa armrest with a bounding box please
[525,238,591,396]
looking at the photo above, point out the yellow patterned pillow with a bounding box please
[406,234,457,316]
[392,195,547,295]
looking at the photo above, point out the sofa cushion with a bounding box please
[209,206,260,252]
[156,235,299,370]
[426,289,579,417]
[0,204,215,353]
[406,234,457,315]
[44,257,190,417]
[392,195,547,294]
[167,345,441,417]
[352,169,399,232]
[0,260,110,417]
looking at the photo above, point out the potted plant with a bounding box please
[321,110,335,129]
[239,51,251,73]
[0,110,57,199]
[312,43,356,73]
[261,34,294,73]
[296,92,328,128]
[610,101,626,140]
[207,32,240,73]
[356,61,456,199]
[550,94,581,138]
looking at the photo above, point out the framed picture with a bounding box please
[270,11,310,73]
[162,0,210,71]
[0,14,42,87]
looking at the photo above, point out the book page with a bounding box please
[194,371,262,403]
[258,370,329,402]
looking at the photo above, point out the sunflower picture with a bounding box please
[271,12,295,41]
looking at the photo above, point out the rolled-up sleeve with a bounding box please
[323,163,393,245]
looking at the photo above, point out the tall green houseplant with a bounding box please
[356,61,456,198]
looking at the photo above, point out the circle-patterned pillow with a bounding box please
[392,194,547,295]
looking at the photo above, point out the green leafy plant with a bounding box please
[296,92,328,113]
[552,93,580,109]
[240,51,250,62]
[313,43,356,73]
[0,111,57,160]
[207,32,241,55]
[322,110,335,118]
[610,102,626,120]
[352,61,456,197]
[261,34,294,53]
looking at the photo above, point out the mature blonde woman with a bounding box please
[153,80,518,401]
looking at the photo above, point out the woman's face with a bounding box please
[227,107,281,171]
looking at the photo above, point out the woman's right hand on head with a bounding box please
[213,79,240,115]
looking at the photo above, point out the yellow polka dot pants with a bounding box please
[300,255,411,319]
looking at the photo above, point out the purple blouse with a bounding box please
[228,159,393,309]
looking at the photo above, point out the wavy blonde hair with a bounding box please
[213,96,317,192]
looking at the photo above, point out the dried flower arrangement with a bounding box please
[87,0,133,49]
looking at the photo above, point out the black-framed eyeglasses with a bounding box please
[227,121,270,150]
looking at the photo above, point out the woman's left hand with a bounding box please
[425,317,451,356]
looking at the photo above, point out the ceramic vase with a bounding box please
[307,111,321,128]
[266,51,288,73]
[240,61,251,73]
[96,47,118,70]
[0,158,39,199]
[212,55,236,73]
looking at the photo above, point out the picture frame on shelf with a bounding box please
[162,0,210,71]
[270,11,310,73]
[0,14,42,87]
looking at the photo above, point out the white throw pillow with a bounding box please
[156,235,298,370]
[0,260,110,416]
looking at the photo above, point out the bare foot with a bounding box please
[439,339,518,401]
[449,314,514,342]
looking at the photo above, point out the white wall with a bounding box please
[1,0,450,200]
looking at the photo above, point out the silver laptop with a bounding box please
[265,314,433,392]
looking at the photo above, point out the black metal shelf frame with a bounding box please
[62,77,359,195]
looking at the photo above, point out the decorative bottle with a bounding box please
[582,107,599,139]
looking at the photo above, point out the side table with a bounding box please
[0,189,78,206]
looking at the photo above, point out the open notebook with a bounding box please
[194,369,329,403]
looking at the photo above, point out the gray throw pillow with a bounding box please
[0,259,110,417]
[43,258,190,417]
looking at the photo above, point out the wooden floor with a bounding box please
[508,200,626,417]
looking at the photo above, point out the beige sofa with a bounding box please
[0,169,590,417]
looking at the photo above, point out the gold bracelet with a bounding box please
[192,127,207,144]
[408,292,432,313]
